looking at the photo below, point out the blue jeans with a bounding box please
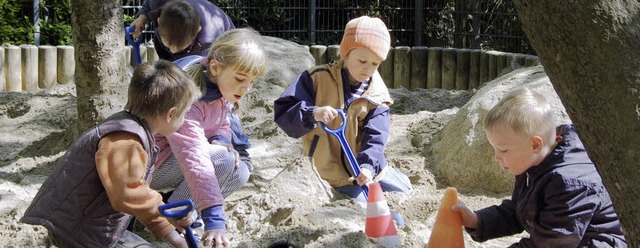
[335,166,412,202]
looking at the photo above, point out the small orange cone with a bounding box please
[365,182,401,248]
[426,187,464,248]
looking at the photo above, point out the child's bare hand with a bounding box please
[166,210,195,234]
[314,106,338,124]
[452,199,479,229]
[348,168,373,186]
[202,229,230,247]
[129,14,148,39]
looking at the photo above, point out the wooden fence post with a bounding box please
[0,47,4,92]
[57,45,75,85]
[310,45,327,66]
[427,47,442,89]
[410,46,428,91]
[455,48,470,90]
[525,55,540,66]
[147,45,159,62]
[479,50,489,84]
[393,46,411,89]
[21,45,38,93]
[38,45,57,90]
[379,47,394,88]
[5,45,22,92]
[327,45,340,62]
[469,49,480,89]
[487,50,499,81]
[441,48,456,90]
[496,51,507,76]
[513,53,527,68]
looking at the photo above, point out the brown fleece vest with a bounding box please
[302,60,393,187]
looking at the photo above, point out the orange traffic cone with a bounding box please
[365,182,401,248]
[426,187,464,248]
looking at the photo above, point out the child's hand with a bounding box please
[165,230,188,248]
[166,210,195,234]
[348,168,373,186]
[129,14,148,39]
[314,106,338,124]
[201,229,230,247]
[452,200,479,229]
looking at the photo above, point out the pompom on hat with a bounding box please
[339,16,391,61]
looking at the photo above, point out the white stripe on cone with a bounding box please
[366,200,391,217]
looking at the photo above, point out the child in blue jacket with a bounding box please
[274,16,412,202]
[453,87,627,247]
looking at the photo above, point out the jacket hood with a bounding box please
[201,70,223,102]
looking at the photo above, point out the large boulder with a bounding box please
[239,36,315,143]
[431,66,572,193]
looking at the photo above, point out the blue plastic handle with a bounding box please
[321,109,369,199]
[125,26,142,67]
[158,199,199,248]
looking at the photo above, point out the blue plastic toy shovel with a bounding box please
[125,26,142,67]
[158,199,199,248]
[321,109,369,199]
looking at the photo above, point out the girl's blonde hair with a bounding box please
[186,28,268,89]
[483,87,556,143]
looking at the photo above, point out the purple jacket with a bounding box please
[138,0,235,61]
[468,125,627,247]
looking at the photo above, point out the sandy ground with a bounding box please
[0,82,525,247]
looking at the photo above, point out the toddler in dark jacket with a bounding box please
[453,87,627,247]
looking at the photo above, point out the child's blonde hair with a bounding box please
[483,87,556,143]
[186,28,268,89]
[126,60,201,119]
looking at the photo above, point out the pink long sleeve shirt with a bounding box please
[154,99,231,210]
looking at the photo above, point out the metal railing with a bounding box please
[121,0,533,54]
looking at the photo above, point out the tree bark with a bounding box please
[72,0,130,131]
[512,0,640,245]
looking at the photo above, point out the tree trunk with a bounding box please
[71,0,130,131]
[512,0,640,245]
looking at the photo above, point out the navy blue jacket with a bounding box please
[468,125,627,247]
[274,61,392,187]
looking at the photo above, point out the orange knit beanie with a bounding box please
[339,16,391,60]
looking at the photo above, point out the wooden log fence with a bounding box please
[1,44,539,93]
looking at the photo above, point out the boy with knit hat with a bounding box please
[274,16,412,202]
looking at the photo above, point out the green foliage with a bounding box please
[38,0,72,45]
[0,0,72,45]
[0,0,34,44]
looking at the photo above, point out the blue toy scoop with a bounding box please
[158,199,200,248]
[320,109,369,199]
[124,26,142,67]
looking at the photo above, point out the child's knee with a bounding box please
[209,145,236,168]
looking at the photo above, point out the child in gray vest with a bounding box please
[21,60,202,247]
